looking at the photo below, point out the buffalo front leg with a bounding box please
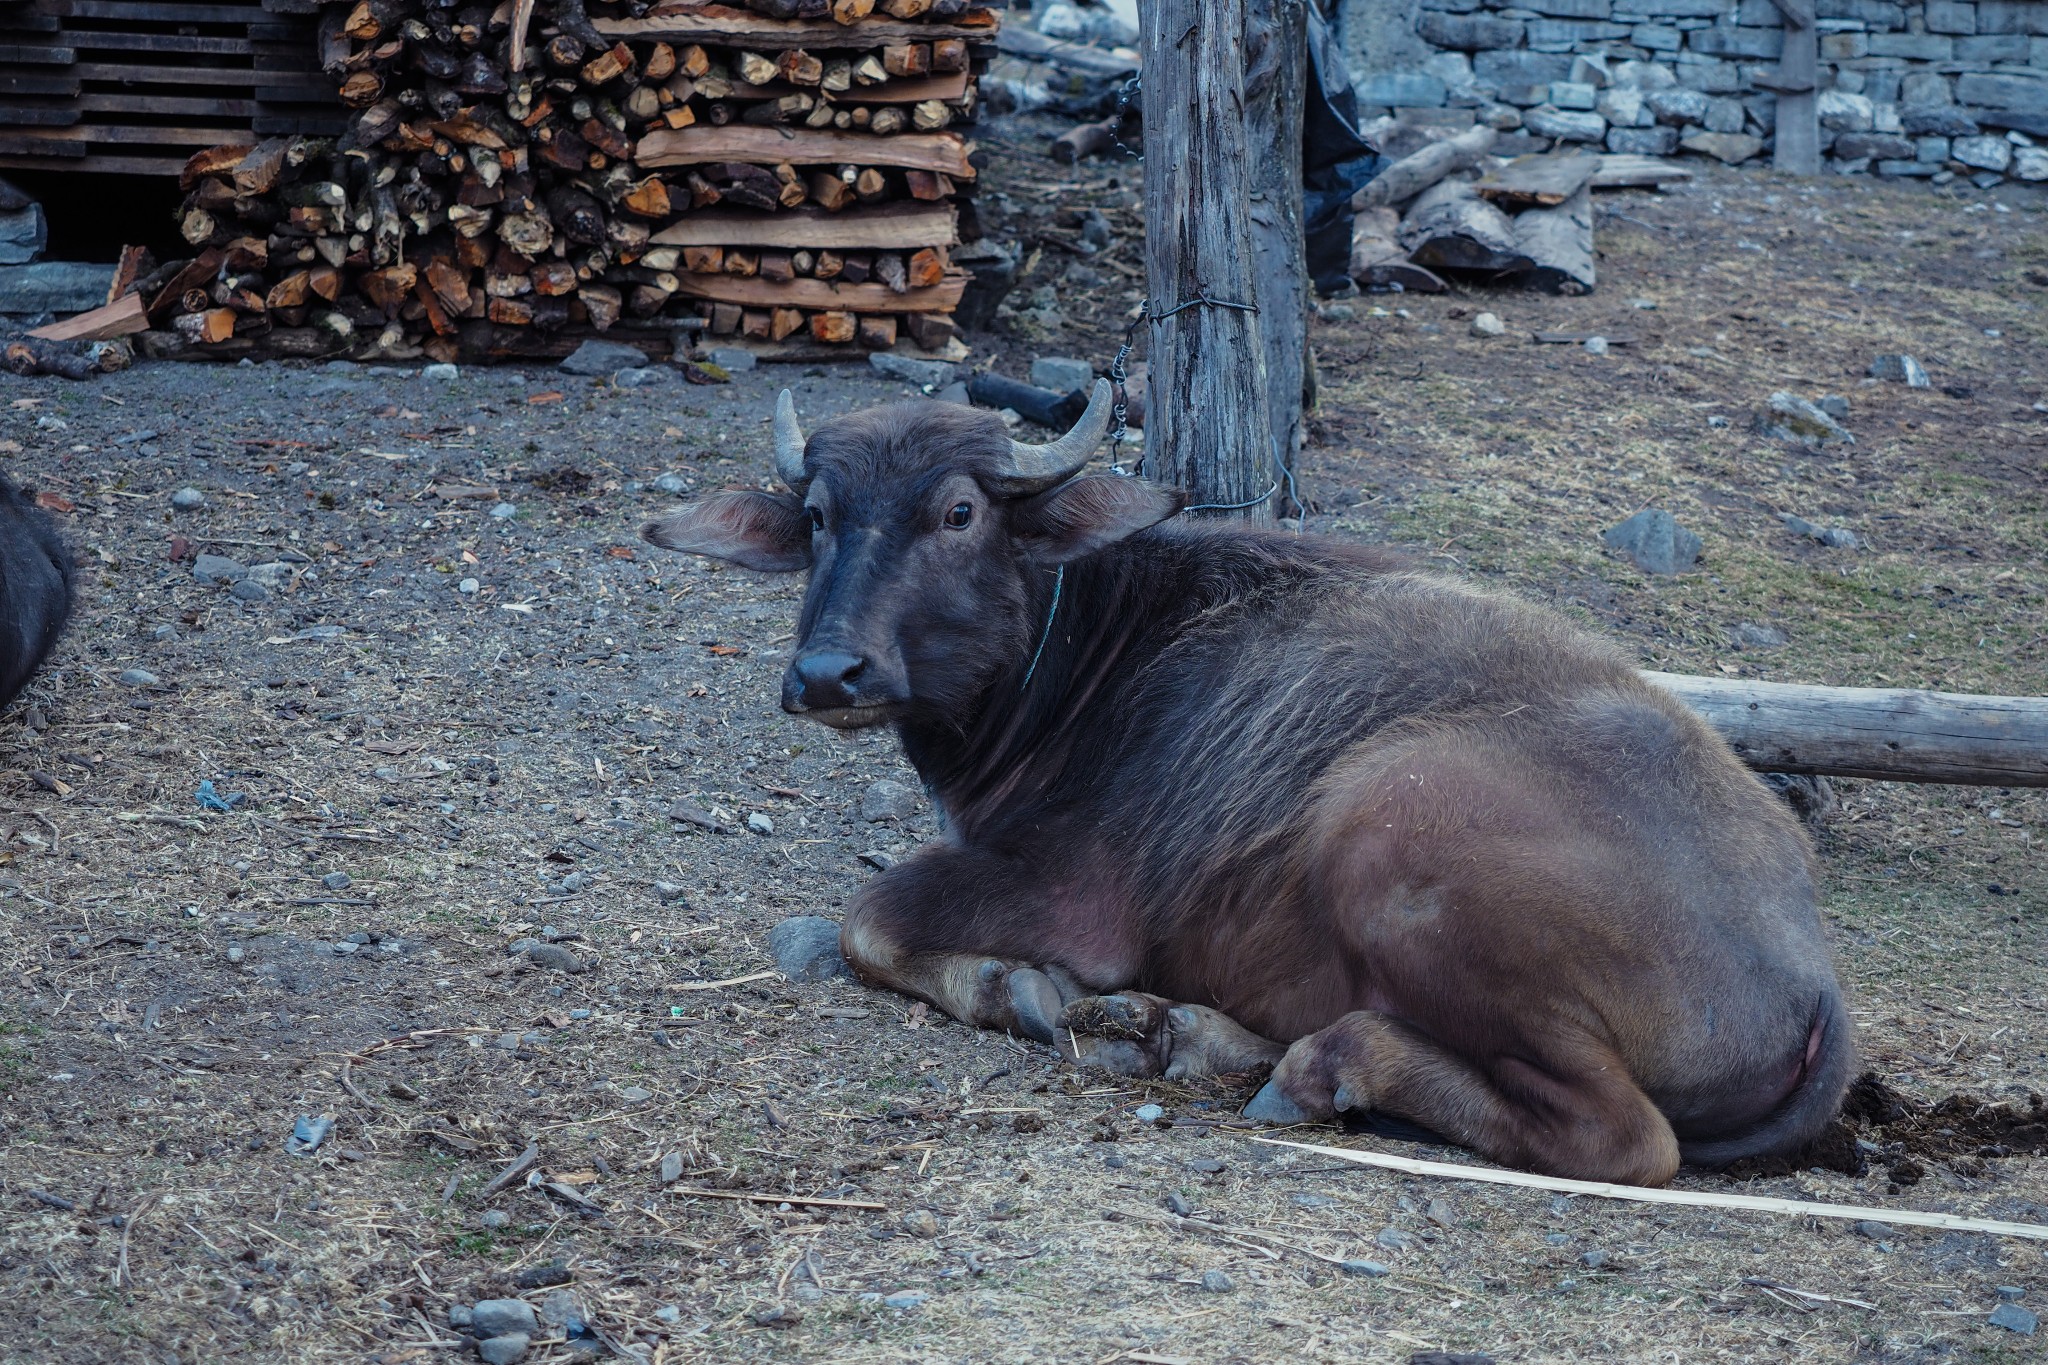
[1244,1011,1682,1186]
[1057,990,1286,1081]
[838,846,1127,1046]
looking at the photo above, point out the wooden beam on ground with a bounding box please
[651,201,955,250]
[28,291,147,342]
[1352,125,1495,211]
[1644,671,2048,787]
[1475,152,1599,210]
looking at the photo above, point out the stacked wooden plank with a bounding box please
[0,0,343,177]
[141,0,994,363]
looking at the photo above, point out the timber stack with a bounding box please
[137,0,996,364]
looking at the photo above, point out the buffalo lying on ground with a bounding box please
[0,474,73,713]
[643,384,1850,1185]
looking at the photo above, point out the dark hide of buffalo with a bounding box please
[0,474,74,713]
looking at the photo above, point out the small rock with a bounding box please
[652,880,690,903]
[747,811,775,835]
[1990,1302,2038,1335]
[751,1305,801,1328]
[1852,1220,1894,1239]
[882,1290,928,1310]
[1545,1232,1571,1246]
[1869,353,1931,388]
[1582,335,1609,356]
[459,577,481,595]
[1291,1193,1334,1208]
[1816,394,1850,421]
[653,473,687,494]
[1680,130,1764,164]
[901,1209,940,1238]
[1375,1226,1416,1251]
[332,940,359,955]
[192,554,248,585]
[527,943,587,974]
[1469,312,1505,338]
[476,1334,530,1365]
[295,625,344,641]
[225,945,245,964]
[858,850,896,871]
[1200,1269,1235,1293]
[935,382,971,405]
[568,1008,591,1020]
[1029,356,1095,393]
[1999,1286,2027,1301]
[288,1115,333,1155]
[557,870,590,894]
[229,579,271,603]
[448,1304,475,1329]
[708,347,757,372]
[480,1210,511,1229]
[1758,391,1854,445]
[1187,1157,1227,1174]
[1133,1103,1165,1123]
[471,1299,540,1339]
[560,339,648,377]
[767,915,851,982]
[116,668,160,687]
[614,365,675,389]
[1601,509,1702,575]
[170,487,206,511]
[861,779,919,823]
[1629,298,1657,310]
[653,1306,681,1324]
[319,870,352,891]
[1730,622,1787,650]
[422,362,459,382]
[1780,514,1858,549]
[1340,1259,1390,1277]
[490,503,518,520]
[1165,1191,1193,1216]
[1580,1248,1609,1269]
[869,352,956,388]
[619,1085,653,1103]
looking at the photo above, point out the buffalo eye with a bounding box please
[944,502,973,529]
[808,505,825,533]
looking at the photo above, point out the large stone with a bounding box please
[0,261,116,314]
[1416,12,1528,48]
[1916,135,1953,162]
[1550,81,1600,110]
[1522,0,1612,15]
[1357,71,1448,106]
[1869,31,1954,58]
[1817,89,1875,132]
[1527,17,1631,46]
[1611,60,1678,90]
[1953,133,2014,170]
[1631,23,1684,49]
[1675,57,1744,96]
[1925,0,1978,31]
[1607,124,1679,153]
[1870,353,1931,387]
[1569,54,1610,88]
[193,554,249,585]
[1820,31,1869,60]
[560,340,647,376]
[1704,96,1747,133]
[1816,0,1904,22]
[1759,391,1854,444]
[1029,356,1095,393]
[1957,72,2048,110]
[1598,87,1647,126]
[477,1337,530,1365]
[1645,86,1711,124]
[1602,510,1701,575]
[2015,145,2048,179]
[767,915,852,983]
[1689,24,1783,58]
[1682,129,1764,162]
[1476,49,1575,87]
[870,351,957,387]
[1833,132,1916,159]
[470,1301,540,1339]
[1900,72,1955,110]
[0,204,45,266]
[1876,159,1942,177]
[1956,32,2027,59]
[861,778,920,822]
[1523,105,1608,140]
[1976,0,2048,33]
[1902,105,1977,136]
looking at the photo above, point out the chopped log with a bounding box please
[1509,184,1594,295]
[883,43,930,78]
[881,0,933,15]
[808,309,856,342]
[776,49,824,85]
[854,167,888,199]
[911,99,951,131]
[839,250,873,283]
[809,169,855,211]
[1473,153,1599,211]
[671,272,964,312]
[709,302,743,334]
[1052,114,1124,164]
[857,314,897,348]
[200,307,237,343]
[873,250,907,294]
[724,249,760,276]
[1351,125,1496,211]
[28,293,148,343]
[635,127,975,178]
[904,169,953,200]
[930,37,968,72]
[1397,179,1532,275]
[651,202,956,250]
[906,246,945,288]
[741,308,773,339]
[579,283,623,329]
[869,107,908,136]
[683,246,725,273]
[759,250,795,281]
[814,249,844,279]
[1348,205,1447,293]
[1643,672,2048,787]
[769,305,805,340]
[532,260,580,295]
[623,177,672,217]
[903,310,954,351]
[736,51,780,85]
[594,10,995,46]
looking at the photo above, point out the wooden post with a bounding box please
[1139,0,1275,522]
[1244,0,1310,517]
[1766,0,1819,176]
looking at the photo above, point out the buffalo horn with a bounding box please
[772,388,808,490]
[994,378,1112,494]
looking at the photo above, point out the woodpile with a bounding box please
[120,0,996,364]
[1349,136,1617,297]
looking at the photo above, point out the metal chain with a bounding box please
[1110,73,1143,162]
[1107,294,1260,476]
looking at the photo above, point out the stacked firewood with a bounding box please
[147,0,996,363]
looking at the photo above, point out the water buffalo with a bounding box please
[643,383,1850,1185]
[0,474,73,713]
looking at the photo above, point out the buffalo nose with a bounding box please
[791,650,866,709]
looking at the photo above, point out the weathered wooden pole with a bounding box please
[1244,0,1310,516]
[1138,0,1276,522]
[1765,0,1820,175]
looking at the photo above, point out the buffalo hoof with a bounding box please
[1003,965,1065,1045]
[1242,1079,1309,1125]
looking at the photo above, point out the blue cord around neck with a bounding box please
[1020,564,1064,692]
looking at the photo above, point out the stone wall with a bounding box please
[1333,0,2048,183]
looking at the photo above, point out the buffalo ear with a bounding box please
[1012,475,1183,563]
[641,491,812,572]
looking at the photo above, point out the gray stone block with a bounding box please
[1689,24,1784,57]
[1875,158,1943,174]
[0,261,115,314]
[1818,88,1875,130]
[1612,58,1680,87]
[1632,0,1731,14]
[1903,106,1974,136]
[1833,131,1916,158]
[1815,0,1904,23]
[1417,12,1529,47]
[1957,70,2048,109]
[1954,33,2026,58]
[1551,80,1602,108]
[1674,55,1747,91]
[1744,91,1779,129]
[1523,104,1610,138]
[1976,0,2048,32]
[0,204,44,266]
[1705,95,1748,130]
[1916,134,1954,160]
[1900,70,1955,106]
[1602,509,1701,575]
[1358,71,1450,106]
[1598,85,1650,123]
[1682,128,1766,159]
[1646,85,1712,121]
[1476,49,1576,84]
[1868,31,1954,58]
[1527,17,1631,45]
[1821,30,1869,57]
[1421,0,1487,10]
[1522,0,1613,17]
[1606,123,1681,152]
[1631,22,1684,47]
[1924,0,1977,32]
[1953,131,2015,168]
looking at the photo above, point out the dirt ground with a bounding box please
[2,122,2046,1365]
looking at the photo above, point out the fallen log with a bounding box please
[1398,179,1531,275]
[1348,205,1446,293]
[1644,671,2048,787]
[1351,124,1495,211]
[1474,152,1598,211]
[1510,184,1594,295]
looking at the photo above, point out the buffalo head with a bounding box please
[641,382,1183,730]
